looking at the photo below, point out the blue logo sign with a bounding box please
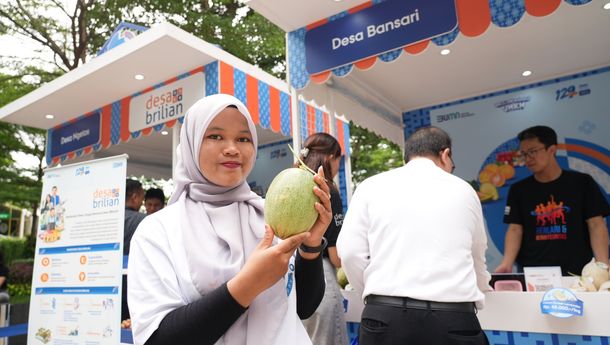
[97,22,148,56]
[304,0,457,74]
[540,288,583,318]
[555,84,591,101]
[50,112,101,158]
[495,96,531,113]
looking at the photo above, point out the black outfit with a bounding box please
[0,264,8,291]
[144,252,325,345]
[504,170,610,275]
[361,296,488,345]
[0,264,9,303]
[323,188,344,259]
[124,207,147,256]
[122,207,146,321]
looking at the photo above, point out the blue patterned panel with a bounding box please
[431,27,460,46]
[46,129,53,164]
[333,64,354,77]
[485,331,610,345]
[328,10,348,22]
[131,130,141,139]
[378,47,403,63]
[280,92,291,137]
[564,0,591,5]
[315,109,324,133]
[205,61,219,96]
[234,68,247,105]
[299,101,308,144]
[402,109,431,139]
[343,122,351,157]
[258,81,270,129]
[339,156,349,212]
[153,123,164,132]
[490,0,525,28]
[288,28,309,90]
[111,100,122,145]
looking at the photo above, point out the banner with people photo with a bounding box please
[28,155,127,345]
[420,67,610,270]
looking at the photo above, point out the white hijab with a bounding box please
[170,94,290,345]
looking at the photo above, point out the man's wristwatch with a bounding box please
[299,237,328,253]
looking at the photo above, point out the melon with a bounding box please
[264,167,320,239]
[337,267,349,289]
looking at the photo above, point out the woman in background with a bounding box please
[299,132,349,345]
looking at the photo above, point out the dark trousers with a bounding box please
[360,298,489,345]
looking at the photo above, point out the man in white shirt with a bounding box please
[337,126,492,345]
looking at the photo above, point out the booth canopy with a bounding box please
[247,0,610,145]
[0,22,350,178]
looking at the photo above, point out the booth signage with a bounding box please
[28,155,126,344]
[50,111,101,158]
[304,0,457,74]
[129,71,204,132]
[540,288,584,318]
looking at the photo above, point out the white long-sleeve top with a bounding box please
[337,158,492,307]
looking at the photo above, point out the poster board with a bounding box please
[28,155,127,345]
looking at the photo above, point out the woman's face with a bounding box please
[198,107,255,188]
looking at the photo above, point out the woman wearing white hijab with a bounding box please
[128,94,332,345]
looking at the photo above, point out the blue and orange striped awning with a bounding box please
[47,61,351,165]
[288,0,592,89]
[298,100,350,156]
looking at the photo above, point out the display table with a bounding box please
[341,289,610,344]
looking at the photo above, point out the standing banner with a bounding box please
[28,155,127,345]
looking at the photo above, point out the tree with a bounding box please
[0,70,51,224]
[0,0,286,77]
[349,122,404,186]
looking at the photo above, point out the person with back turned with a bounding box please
[338,126,492,345]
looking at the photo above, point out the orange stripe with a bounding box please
[348,1,372,14]
[336,120,345,155]
[323,112,330,133]
[306,18,329,31]
[560,144,610,167]
[52,157,60,165]
[311,71,331,84]
[455,0,491,38]
[269,87,281,133]
[120,97,131,142]
[142,127,153,136]
[246,74,260,125]
[307,105,315,137]
[525,0,561,17]
[404,40,429,55]
[164,76,179,85]
[220,61,234,95]
[190,65,204,74]
[354,56,377,70]
[101,104,112,148]
[83,146,93,155]
[165,119,177,128]
[141,86,155,94]
[67,152,76,160]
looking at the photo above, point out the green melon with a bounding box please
[264,167,320,239]
[336,267,349,289]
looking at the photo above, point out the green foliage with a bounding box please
[9,258,34,284]
[0,237,28,265]
[349,122,404,186]
[0,0,286,77]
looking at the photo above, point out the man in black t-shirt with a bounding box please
[496,126,610,275]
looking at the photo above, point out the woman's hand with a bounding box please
[300,166,332,259]
[227,226,310,307]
